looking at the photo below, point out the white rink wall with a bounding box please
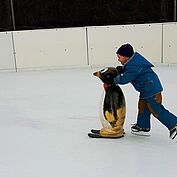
[0,22,177,71]
[0,32,15,71]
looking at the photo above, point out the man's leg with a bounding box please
[137,99,151,129]
[146,93,177,130]
[131,99,151,136]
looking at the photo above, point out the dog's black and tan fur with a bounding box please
[93,67,126,138]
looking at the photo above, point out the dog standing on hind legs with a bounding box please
[88,67,126,139]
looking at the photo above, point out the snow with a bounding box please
[0,66,176,177]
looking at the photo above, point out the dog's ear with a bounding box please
[107,67,119,76]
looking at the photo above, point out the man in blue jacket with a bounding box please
[113,43,177,140]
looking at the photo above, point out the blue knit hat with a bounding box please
[116,43,134,57]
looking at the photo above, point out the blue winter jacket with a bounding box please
[114,52,163,99]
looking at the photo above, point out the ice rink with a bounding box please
[0,66,177,177]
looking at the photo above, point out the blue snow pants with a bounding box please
[137,93,177,130]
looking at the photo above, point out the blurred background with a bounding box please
[0,0,175,31]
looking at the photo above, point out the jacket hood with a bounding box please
[125,52,154,68]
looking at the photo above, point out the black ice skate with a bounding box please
[131,124,150,136]
[169,124,177,141]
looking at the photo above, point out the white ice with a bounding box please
[0,66,176,177]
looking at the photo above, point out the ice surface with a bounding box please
[0,66,176,177]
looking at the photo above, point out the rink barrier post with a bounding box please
[85,27,90,66]
[11,32,18,72]
[161,24,164,64]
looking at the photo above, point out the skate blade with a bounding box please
[171,132,177,140]
[88,133,124,139]
[91,129,100,134]
[90,129,125,135]
[170,132,177,142]
[131,131,150,137]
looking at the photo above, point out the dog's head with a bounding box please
[93,67,119,84]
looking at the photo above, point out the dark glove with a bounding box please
[116,66,124,74]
